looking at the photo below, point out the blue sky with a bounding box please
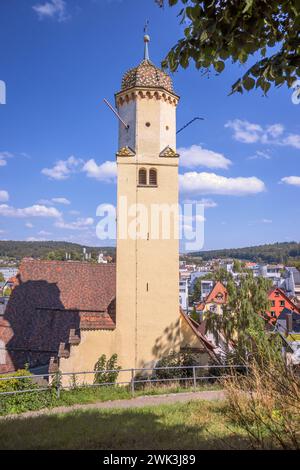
[0,0,299,251]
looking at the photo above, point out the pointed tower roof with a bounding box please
[121,34,174,94]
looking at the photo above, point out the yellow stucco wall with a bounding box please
[59,88,211,380]
[115,90,181,371]
[59,329,117,385]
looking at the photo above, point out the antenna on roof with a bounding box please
[143,20,150,61]
[176,117,205,135]
[103,98,129,129]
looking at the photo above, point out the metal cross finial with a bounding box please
[143,20,150,61]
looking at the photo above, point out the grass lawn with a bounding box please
[0,383,221,416]
[0,400,250,450]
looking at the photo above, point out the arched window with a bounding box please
[138,168,147,185]
[149,168,157,186]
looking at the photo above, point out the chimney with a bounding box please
[286,312,293,335]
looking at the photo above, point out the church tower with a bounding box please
[115,35,181,370]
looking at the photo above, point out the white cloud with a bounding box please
[38,197,71,205]
[42,156,82,180]
[248,150,272,160]
[82,159,117,182]
[281,176,300,186]
[52,197,70,205]
[182,198,217,208]
[266,124,284,138]
[225,119,300,149]
[69,210,80,216]
[225,120,264,143]
[32,0,68,22]
[25,222,34,228]
[0,190,9,202]
[27,237,47,242]
[55,217,94,231]
[178,145,231,169]
[179,172,266,196]
[38,230,52,236]
[0,152,14,167]
[0,204,61,218]
[281,134,300,149]
[262,219,272,224]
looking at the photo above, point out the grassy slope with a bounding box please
[0,400,250,450]
[0,383,221,416]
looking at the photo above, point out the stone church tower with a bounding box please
[115,35,181,370]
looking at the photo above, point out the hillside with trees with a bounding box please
[187,242,300,264]
[0,241,116,262]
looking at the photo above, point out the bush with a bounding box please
[0,369,57,415]
[224,358,300,449]
[154,350,200,384]
[94,354,121,385]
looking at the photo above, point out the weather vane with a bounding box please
[144,20,149,34]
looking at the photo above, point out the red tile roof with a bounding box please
[0,260,116,372]
[205,281,228,304]
[18,259,116,313]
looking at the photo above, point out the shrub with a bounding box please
[154,350,200,384]
[223,358,300,449]
[0,369,57,415]
[94,354,121,385]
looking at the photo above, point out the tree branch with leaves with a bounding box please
[156,0,300,94]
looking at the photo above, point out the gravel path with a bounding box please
[1,390,225,421]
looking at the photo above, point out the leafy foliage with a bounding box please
[224,357,300,449]
[188,241,300,264]
[94,354,121,385]
[156,0,300,94]
[154,350,200,380]
[0,369,57,415]
[205,273,281,363]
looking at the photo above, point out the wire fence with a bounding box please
[0,364,248,399]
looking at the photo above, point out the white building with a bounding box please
[179,277,189,312]
[0,267,18,281]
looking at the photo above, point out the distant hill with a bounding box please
[187,242,300,264]
[0,241,116,261]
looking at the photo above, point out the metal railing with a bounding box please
[0,364,247,399]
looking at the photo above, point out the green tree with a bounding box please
[0,272,5,283]
[156,0,300,95]
[233,259,242,273]
[205,273,276,362]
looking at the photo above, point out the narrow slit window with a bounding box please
[149,168,157,186]
[138,168,147,185]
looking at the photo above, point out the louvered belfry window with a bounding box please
[149,168,157,186]
[138,168,147,185]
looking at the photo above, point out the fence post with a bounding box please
[131,369,135,396]
[56,380,60,400]
[193,366,196,392]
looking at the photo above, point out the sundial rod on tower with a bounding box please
[103,98,129,129]
[176,116,205,135]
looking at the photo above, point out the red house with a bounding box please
[267,287,300,323]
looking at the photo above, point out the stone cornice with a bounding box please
[115,87,180,107]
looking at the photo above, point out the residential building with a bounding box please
[200,279,214,301]
[275,308,300,365]
[179,277,189,312]
[284,267,300,299]
[267,287,300,323]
